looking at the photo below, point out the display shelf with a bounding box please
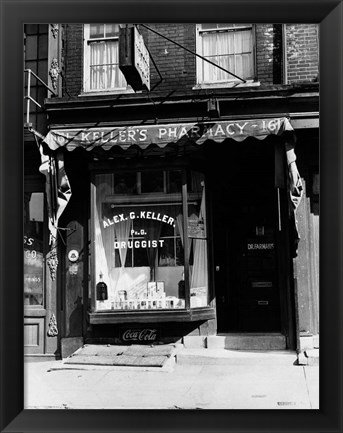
[87,306,215,324]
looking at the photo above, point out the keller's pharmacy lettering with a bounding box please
[46,118,289,148]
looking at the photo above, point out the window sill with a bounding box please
[193,81,260,90]
[79,88,137,97]
[87,307,215,324]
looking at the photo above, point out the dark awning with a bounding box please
[43,117,294,151]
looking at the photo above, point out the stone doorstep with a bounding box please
[207,334,287,350]
[176,349,298,366]
[182,335,287,351]
[297,349,319,366]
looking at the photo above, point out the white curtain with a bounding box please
[202,28,252,81]
[94,175,114,293]
[190,187,208,290]
[176,213,184,245]
[113,216,132,295]
[90,40,125,90]
[114,218,132,268]
[94,203,113,294]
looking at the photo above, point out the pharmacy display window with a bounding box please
[91,168,209,312]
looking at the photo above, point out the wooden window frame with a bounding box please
[88,162,215,323]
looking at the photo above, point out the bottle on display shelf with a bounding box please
[96,273,108,300]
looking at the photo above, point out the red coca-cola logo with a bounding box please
[122,328,158,342]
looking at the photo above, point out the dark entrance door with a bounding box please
[211,138,283,333]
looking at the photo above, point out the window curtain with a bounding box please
[234,30,253,79]
[202,28,252,81]
[190,186,208,290]
[143,206,164,280]
[112,216,132,295]
[94,203,113,294]
[94,176,114,292]
[176,213,184,245]
[90,40,124,90]
[114,217,132,268]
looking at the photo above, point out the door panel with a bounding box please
[213,139,282,332]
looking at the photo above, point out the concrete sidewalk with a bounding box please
[24,348,319,410]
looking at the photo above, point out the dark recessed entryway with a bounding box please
[209,138,284,333]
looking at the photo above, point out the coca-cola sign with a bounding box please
[122,328,158,343]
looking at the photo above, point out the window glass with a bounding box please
[188,172,209,307]
[90,24,105,38]
[85,24,127,91]
[24,192,44,306]
[94,172,185,311]
[197,23,254,84]
[141,170,164,193]
[105,24,120,37]
[167,170,182,193]
[113,172,138,195]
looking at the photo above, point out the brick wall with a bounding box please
[140,24,196,93]
[60,23,318,98]
[256,24,283,85]
[62,24,83,96]
[286,24,319,83]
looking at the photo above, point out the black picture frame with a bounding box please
[1,1,342,432]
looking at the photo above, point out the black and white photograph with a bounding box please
[21,21,322,411]
[1,0,343,429]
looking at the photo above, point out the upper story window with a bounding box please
[83,24,128,92]
[196,24,256,87]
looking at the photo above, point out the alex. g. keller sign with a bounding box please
[43,117,294,152]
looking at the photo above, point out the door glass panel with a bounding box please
[24,192,44,306]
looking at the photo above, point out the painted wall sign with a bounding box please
[121,328,158,343]
[43,117,294,151]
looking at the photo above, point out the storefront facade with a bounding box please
[38,112,317,353]
[24,23,319,358]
